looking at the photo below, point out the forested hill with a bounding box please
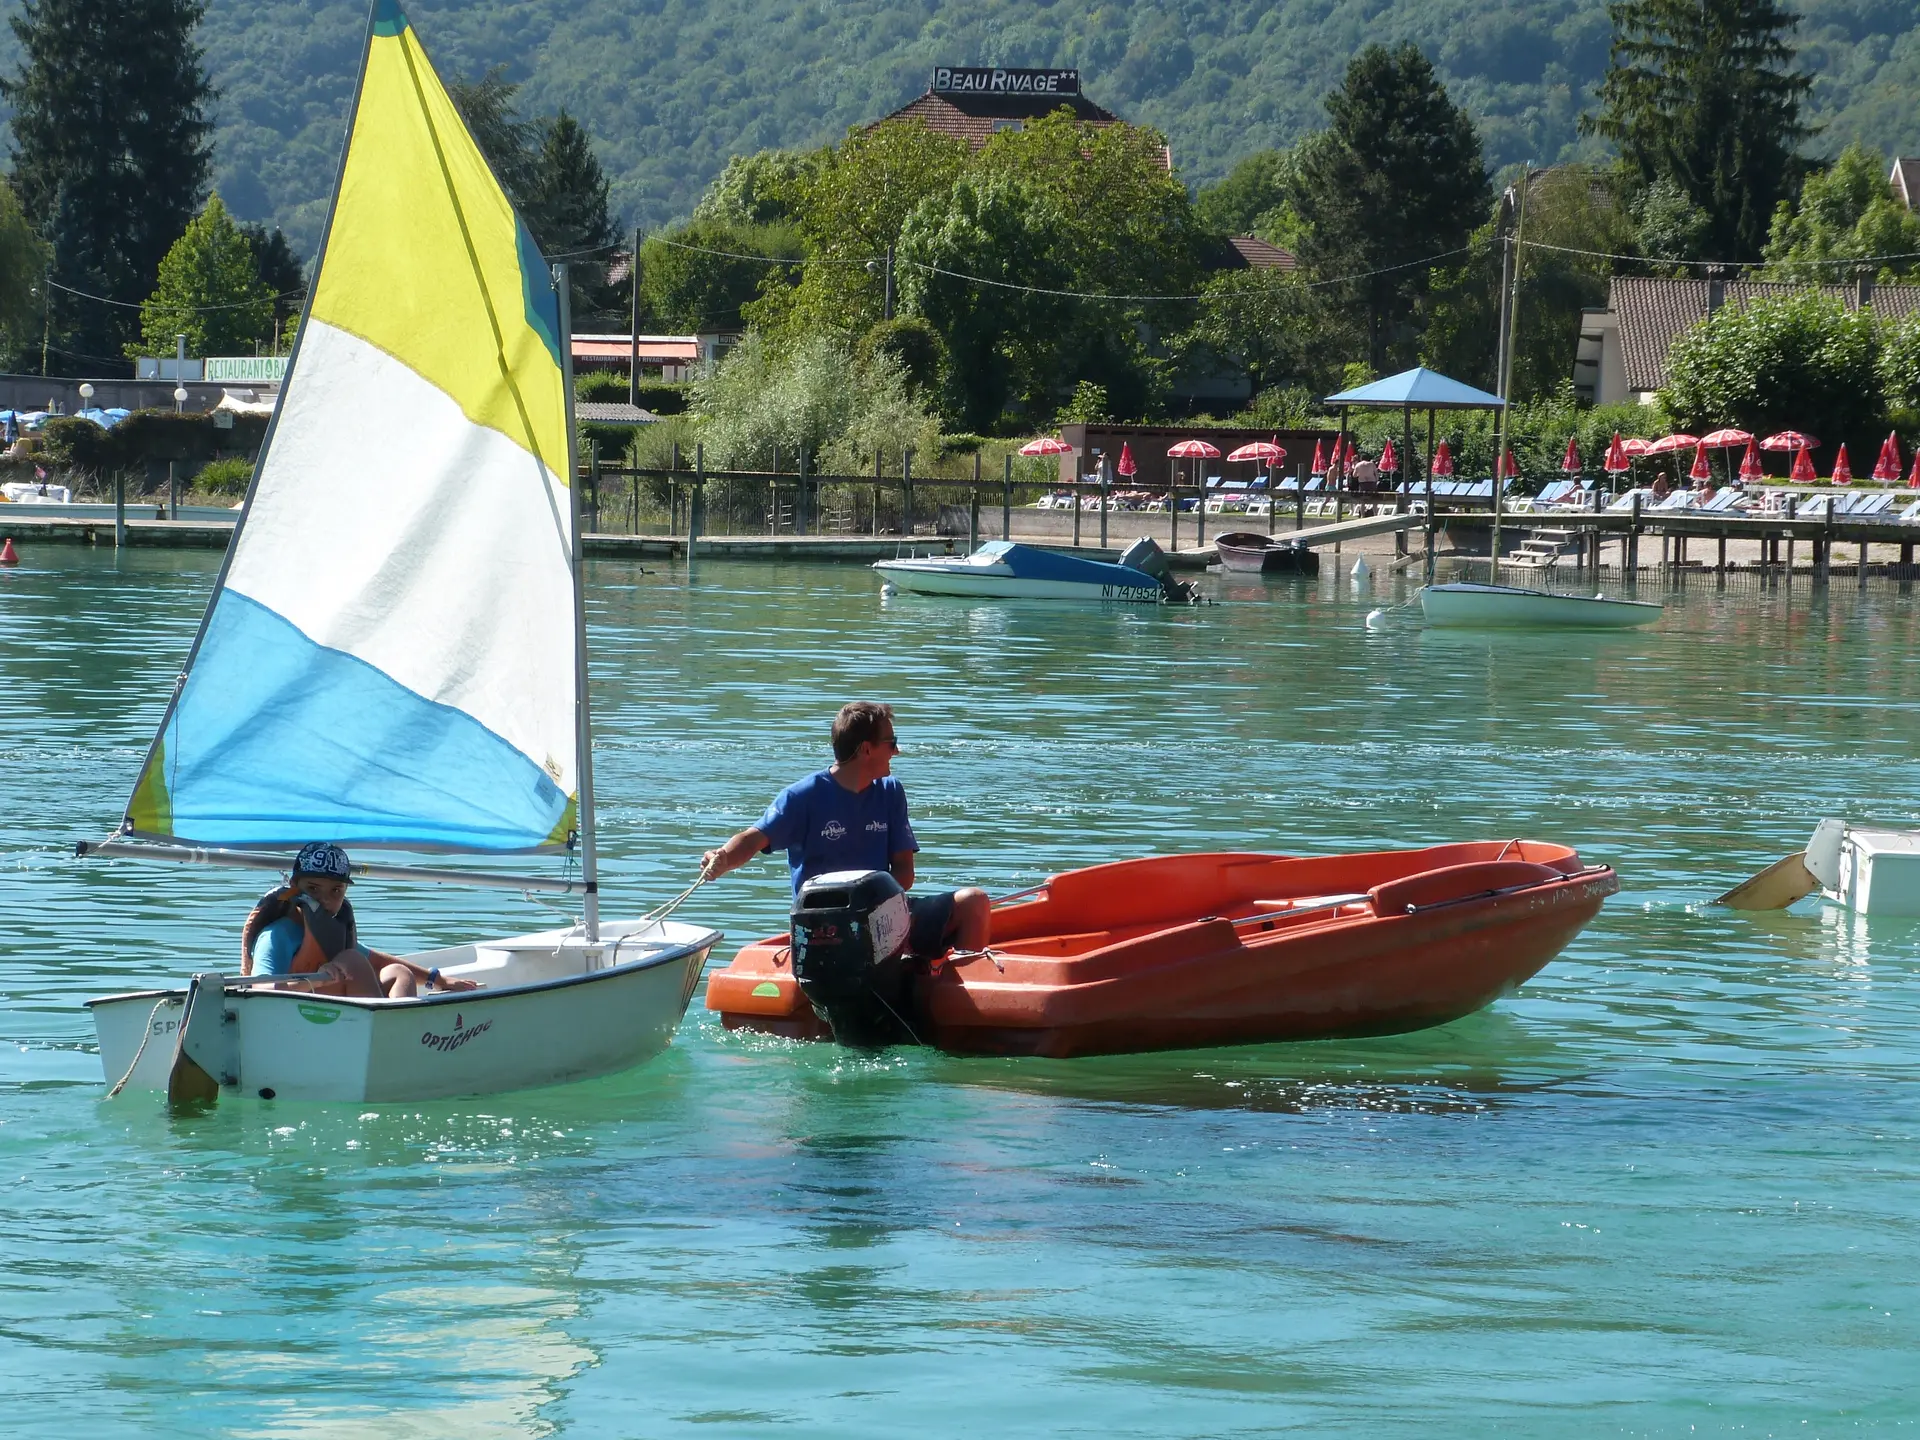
[5,0,1919,254]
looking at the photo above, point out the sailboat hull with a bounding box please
[88,918,719,1102]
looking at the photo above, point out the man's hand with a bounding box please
[703,828,768,882]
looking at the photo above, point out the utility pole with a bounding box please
[1490,166,1528,584]
[884,244,895,320]
[628,224,641,408]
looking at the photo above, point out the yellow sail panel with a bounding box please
[309,5,569,482]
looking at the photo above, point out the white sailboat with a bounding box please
[81,0,720,1104]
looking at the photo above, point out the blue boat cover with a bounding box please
[975,542,1160,590]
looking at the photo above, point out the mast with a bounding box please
[555,262,599,940]
[1490,166,1528,583]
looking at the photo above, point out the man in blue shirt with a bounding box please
[702,701,989,957]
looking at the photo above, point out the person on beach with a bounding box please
[242,842,476,998]
[1652,471,1672,500]
[701,701,991,957]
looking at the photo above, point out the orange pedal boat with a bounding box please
[706,841,1618,1057]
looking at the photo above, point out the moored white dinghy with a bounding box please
[1419,582,1661,629]
[79,0,720,1106]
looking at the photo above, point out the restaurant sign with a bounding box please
[205,356,289,383]
[931,67,1080,96]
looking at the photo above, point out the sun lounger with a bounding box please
[1850,492,1896,518]
[1897,498,1920,523]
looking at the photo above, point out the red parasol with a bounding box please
[1431,439,1454,477]
[1831,443,1853,484]
[1761,430,1818,452]
[1018,436,1074,456]
[1622,437,1652,458]
[1738,437,1764,481]
[1871,431,1903,483]
[1647,433,1699,454]
[1116,441,1136,478]
[1378,438,1398,474]
[1167,439,1221,459]
[1226,441,1285,463]
[1496,448,1519,481]
[1689,441,1712,482]
[1701,427,1754,448]
[1603,433,1631,474]
[1561,435,1582,472]
[1790,446,1816,482]
[1910,448,1920,489]
[1309,439,1327,476]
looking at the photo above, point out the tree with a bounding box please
[239,222,306,340]
[895,174,1073,431]
[692,150,822,229]
[1661,291,1883,450]
[760,121,969,340]
[1585,0,1811,262]
[1631,177,1714,270]
[1881,314,1920,422]
[0,178,52,367]
[130,194,274,359]
[1175,267,1351,398]
[1763,143,1920,282]
[1511,167,1641,400]
[448,68,542,216]
[639,219,800,331]
[524,110,622,324]
[1194,150,1295,238]
[3,0,213,370]
[1288,45,1490,372]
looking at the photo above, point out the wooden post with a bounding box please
[114,470,126,549]
[797,445,809,536]
[874,450,883,536]
[1002,453,1012,541]
[969,452,981,550]
[1296,462,1306,531]
[1818,502,1833,589]
[690,442,705,544]
[903,449,913,536]
[1169,460,1179,552]
[1717,533,1727,579]
[1196,458,1207,547]
[586,441,600,535]
[1627,491,1640,582]
[1072,459,1082,548]
[167,460,178,521]
[1099,456,1110,550]
[1266,462,1276,535]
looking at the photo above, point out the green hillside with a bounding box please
[5,0,1919,256]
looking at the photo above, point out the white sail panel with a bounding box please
[223,321,576,793]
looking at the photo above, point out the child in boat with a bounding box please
[243,842,474,998]
[700,701,990,957]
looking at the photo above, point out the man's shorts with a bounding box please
[906,891,959,958]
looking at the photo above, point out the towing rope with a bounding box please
[105,998,169,1099]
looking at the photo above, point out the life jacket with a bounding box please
[241,886,358,976]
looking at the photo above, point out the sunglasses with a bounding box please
[874,732,901,753]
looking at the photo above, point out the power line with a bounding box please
[1521,238,1920,269]
[46,277,308,312]
[648,234,1481,301]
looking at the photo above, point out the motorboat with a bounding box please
[705,842,1618,1057]
[1213,531,1319,575]
[874,538,1176,601]
[1718,819,1920,917]
[1419,582,1661,628]
[80,0,721,1107]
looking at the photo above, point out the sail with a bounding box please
[123,0,580,853]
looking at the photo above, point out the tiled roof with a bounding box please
[576,401,661,426]
[874,90,1127,150]
[1609,276,1920,392]
[1892,159,1920,211]
[1218,235,1297,271]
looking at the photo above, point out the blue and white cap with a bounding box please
[293,841,352,882]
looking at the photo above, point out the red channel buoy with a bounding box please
[0,538,18,566]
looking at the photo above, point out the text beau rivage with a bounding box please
[80,0,721,1107]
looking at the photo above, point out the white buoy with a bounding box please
[1350,554,1372,587]
[880,582,897,598]
[1365,607,1388,630]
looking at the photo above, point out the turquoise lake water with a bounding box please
[3,547,1918,1435]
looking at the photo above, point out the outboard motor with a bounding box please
[788,870,920,1047]
[1118,535,1170,578]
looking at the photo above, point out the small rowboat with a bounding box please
[1213,531,1319,575]
[1419,582,1661,628]
[874,540,1167,602]
[706,842,1618,1057]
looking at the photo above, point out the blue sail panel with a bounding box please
[133,591,570,851]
